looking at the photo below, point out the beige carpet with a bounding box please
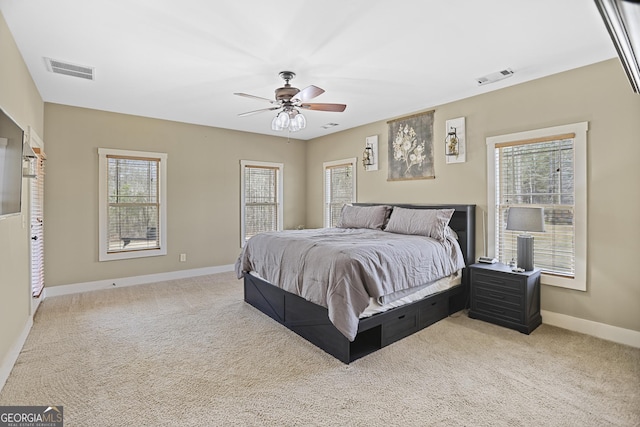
[1,272,638,426]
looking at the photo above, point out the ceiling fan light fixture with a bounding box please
[236,71,345,133]
[271,108,306,132]
[294,112,306,130]
[275,111,290,130]
[271,115,280,131]
[288,111,306,132]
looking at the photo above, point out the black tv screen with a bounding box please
[0,107,25,218]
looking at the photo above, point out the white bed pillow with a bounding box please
[384,207,455,241]
[337,205,391,230]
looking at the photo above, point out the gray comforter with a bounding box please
[234,228,465,341]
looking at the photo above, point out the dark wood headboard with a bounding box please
[353,203,476,267]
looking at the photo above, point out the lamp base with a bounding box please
[517,234,535,271]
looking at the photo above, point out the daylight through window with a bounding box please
[241,160,283,245]
[487,122,587,291]
[98,148,167,261]
[495,135,575,277]
[324,158,356,227]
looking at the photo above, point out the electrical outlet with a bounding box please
[179,253,187,262]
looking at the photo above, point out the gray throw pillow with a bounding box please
[384,207,455,241]
[337,205,391,230]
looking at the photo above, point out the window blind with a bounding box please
[30,151,45,297]
[325,162,354,227]
[244,165,279,241]
[495,133,576,277]
[107,155,160,253]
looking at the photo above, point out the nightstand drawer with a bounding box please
[474,284,523,308]
[468,264,541,334]
[473,300,523,323]
[472,272,523,294]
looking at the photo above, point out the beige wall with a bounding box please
[2,5,639,377]
[43,104,306,286]
[306,59,640,333]
[0,11,44,370]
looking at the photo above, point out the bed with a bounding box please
[235,203,476,363]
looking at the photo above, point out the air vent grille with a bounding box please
[321,123,339,129]
[45,58,94,80]
[476,68,514,86]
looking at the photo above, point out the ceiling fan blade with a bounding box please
[299,103,347,112]
[234,92,277,104]
[296,85,325,101]
[238,107,280,117]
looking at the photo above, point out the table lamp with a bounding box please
[505,207,545,271]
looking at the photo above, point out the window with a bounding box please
[323,158,356,227]
[98,148,167,261]
[30,147,45,297]
[487,122,587,291]
[240,160,283,246]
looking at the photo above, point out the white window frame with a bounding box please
[486,122,587,291]
[98,148,168,261]
[240,160,284,247]
[323,158,357,228]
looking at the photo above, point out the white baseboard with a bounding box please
[44,264,235,298]
[0,316,33,391]
[542,310,640,348]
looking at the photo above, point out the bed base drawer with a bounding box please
[244,274,461,363]
[382,307,419,346]
[419,293,449,328]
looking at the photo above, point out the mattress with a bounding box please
[360,270,461,317]
[250,269,462,319]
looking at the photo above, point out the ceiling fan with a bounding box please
[234,71,347,132]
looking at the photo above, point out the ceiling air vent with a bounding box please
[476,68,513,86]
[45,57,94,80]
[321,123,339,129]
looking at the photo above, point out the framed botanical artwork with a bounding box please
[387,110,435,181]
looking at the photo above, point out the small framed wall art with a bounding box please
[363,135,379,171]
[444,116,466,164]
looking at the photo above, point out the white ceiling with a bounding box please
[0,0,616,140]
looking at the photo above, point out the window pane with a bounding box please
[496,138,575,277]
[324,162,354,227]
[244,165,279,241]
[107,156,160,253]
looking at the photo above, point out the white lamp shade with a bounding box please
[506,207,545,233]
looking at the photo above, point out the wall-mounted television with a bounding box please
[0,107,25,218]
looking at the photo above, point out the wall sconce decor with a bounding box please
[363,135,379,171]
[363,144,373,167]
[22,142,38,178]
[444,117,466,164]
[445,127,459,157]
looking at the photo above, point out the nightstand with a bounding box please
[468,263,541,334]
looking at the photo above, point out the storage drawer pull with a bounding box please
[488,293,505,299]
[398,315,406,320]
[489,308,505,315]
[488,278,505,285]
